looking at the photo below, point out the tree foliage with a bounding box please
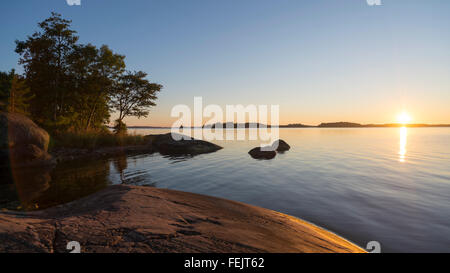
[111,71,162,123]
[12,12,161,133]
[67,44,125,130]
[0,70,33,115]
[15,12,79,129]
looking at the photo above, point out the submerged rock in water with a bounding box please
[272,139,291,152]
[248,147,276,160]
[0,185,366,253]
[248,140,290,160]
[146,133,222,155]
[0,112,51,167]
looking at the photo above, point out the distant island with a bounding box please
[123,122,450,129]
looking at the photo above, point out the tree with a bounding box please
[86,45,125,130]
[15,12,79,130]
[0,70,33,115]
[67,44,125,131]
[110,71,162,133]
[0,71,12,110]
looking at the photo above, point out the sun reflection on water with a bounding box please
[399,127,407,162]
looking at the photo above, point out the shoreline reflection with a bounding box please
[399,127,407,162]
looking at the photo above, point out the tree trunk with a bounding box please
[86,94,101,131]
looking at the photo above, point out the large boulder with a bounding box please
[0,112,49,151]
[0,112,51,166]
[146,133,222,155]
[10,144,50,162]
[248,147,276,160]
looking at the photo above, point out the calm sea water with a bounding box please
[1,128,449,252]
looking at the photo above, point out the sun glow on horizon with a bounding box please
[397,112,412,125]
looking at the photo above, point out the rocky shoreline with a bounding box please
[50,133,223,164]
[51,145,155,164]
[0,185,365,253]
[1,113,364,253]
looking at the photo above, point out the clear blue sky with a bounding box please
[1,0,449,125]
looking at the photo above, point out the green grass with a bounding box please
[49,131,147,151]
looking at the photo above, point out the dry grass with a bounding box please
[49,131,147,151]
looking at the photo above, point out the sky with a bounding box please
[1,0,449,126]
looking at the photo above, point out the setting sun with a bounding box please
[397,112,412,125]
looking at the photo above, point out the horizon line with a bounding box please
[112,122,450,129]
